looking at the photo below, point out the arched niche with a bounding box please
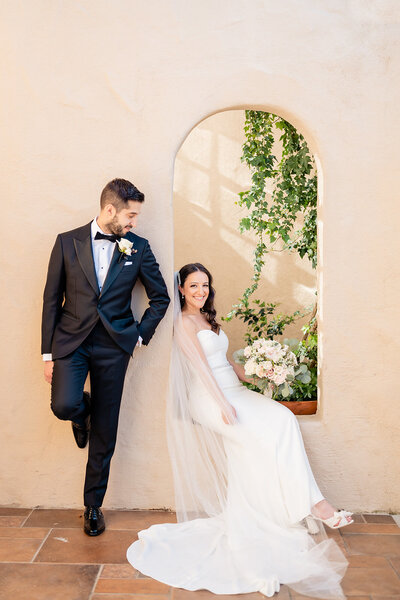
[172,108,320,393]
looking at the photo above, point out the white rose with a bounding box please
[117,238,133,255]
[274,365,286,376]
[262,340,274,349]
[255,364,265,378]
[273,365,288,385]
[244,358,257,376]
[273,348,286,362]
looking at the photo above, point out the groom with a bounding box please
[41,178,170,536]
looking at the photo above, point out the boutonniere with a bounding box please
[117,238,137,262]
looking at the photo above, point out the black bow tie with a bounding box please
[94,232,121,243]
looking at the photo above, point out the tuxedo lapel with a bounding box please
[73,231,100,296]
[99,244,125,298]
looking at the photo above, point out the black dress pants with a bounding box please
[51,320,131,507]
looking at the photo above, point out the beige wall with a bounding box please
[1,1,399,511]
[174,109,316,355]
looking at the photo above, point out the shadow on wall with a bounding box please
[173,109,317,355]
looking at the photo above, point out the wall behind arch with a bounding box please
[0,0,399,511]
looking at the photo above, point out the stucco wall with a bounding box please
[0,0,399,511]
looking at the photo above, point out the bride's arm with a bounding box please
[228,358,254,384]
[181,317,237,424]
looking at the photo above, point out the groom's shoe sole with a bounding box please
[72,392,91,448]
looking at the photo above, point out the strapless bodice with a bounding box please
[196,329,241,390]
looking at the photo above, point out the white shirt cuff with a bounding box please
[136,336,143,347]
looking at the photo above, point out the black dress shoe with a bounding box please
[72,419,90,448]
[84,506,105,536]
[71,392,91,449]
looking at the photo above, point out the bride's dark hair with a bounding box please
[178,263,220,333]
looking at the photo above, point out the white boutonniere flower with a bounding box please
[117,238,137,261]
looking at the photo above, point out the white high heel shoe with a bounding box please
[305,510,354,534]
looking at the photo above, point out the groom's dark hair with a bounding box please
[100,178,145,211]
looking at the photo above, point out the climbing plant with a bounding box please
[224,110,318,399]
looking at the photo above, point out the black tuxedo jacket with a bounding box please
[41,222,170,359]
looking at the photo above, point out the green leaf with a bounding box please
[232,349,246,364]
[240,217,251,231]
[281,384,290,398]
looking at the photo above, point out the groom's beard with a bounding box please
[109,216,128,237]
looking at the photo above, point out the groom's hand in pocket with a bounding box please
[44,361,54,384]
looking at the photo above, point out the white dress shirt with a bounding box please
[43,218,141,361]
[91,217,116,292]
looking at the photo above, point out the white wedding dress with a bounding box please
[127,329,348,599]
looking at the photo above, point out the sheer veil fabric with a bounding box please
[166,272,236,523]
[126,273,348,599]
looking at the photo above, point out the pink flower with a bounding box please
[266,368,275,380]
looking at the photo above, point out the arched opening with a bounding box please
[173,109,319,412]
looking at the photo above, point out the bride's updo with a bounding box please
[178,263,220,333]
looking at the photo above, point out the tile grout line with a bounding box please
[0,561,108,566]
[30,527,53,563]
[88,562,104,600]
[87,590,172,598]
[339,530,351,555]
[392,514,400,527]
[340,532,400,536]
[387,557,400,580]
[19,507,35,527]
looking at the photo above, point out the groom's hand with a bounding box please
[44,361,54,384]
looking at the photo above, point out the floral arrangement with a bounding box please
[234,338,311,400]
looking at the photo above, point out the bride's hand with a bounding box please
[221,405,237,425]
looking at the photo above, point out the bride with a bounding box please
[127,263,352,599]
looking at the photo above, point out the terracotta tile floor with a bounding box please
[0,508,399,600]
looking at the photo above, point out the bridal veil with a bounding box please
[166,272,235,522]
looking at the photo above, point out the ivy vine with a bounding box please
[224,110,318,400]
